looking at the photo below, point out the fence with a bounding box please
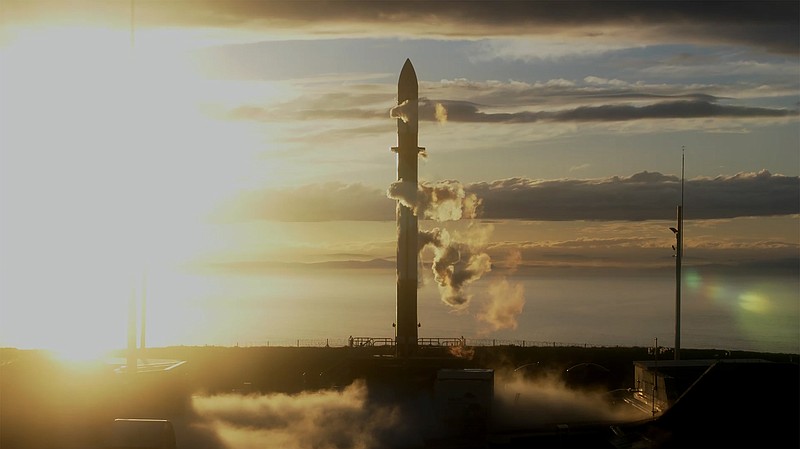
[231,337,610,349]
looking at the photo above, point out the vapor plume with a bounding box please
[434,103,448,124]
[388,180,480,221]
[478,277,526,333]
[492,372,646,432]
[476,250,527,332]
[419,227,492,307]
[389,99,412,123]
[191,381,415,449]
[448,344,476,360]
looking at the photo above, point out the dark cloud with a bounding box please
[214,171,798,222]
[227,96,796,127]
[420,100,798,123]
[154,1,798,54]
[6,1,797,54]
[470,170,800,221]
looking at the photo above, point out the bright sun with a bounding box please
[0,25,268,355]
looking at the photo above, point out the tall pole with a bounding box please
[127,285,138,375]
[674,205,682,360]
[393,59,422,358]
[127,0,138,375]
[674,147,684,360]
[140,272,146,353]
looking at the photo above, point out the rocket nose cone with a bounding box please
[400,59,417,82]
[398,59,418,101]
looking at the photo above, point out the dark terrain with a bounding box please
[1,345,797,448]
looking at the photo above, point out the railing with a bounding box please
[349,337,395,347]
[418,337,464,347]
[231,338,610,349]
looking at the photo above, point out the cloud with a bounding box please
[221,78,796,139]
[214,171,798,222]
[469,170,800,221]
[8,1,794,54]
[420,99,797,124]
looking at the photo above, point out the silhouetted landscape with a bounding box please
[2,344,797,448]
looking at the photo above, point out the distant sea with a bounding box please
[143,266,799,354]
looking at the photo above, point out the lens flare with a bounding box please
[738,292,771,314]
[682,269,798,352]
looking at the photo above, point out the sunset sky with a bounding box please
[1,1,797,357]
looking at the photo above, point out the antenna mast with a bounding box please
[674,146,684,360]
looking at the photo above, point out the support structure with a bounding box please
[674,205,682,360]
[673,148,685,360]
[392,59,423,357]
[127,285,138,375]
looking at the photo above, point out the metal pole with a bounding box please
[653,337,658,415]
[675,147,684,361]
[127,285,137,375]
[140,272,146,353]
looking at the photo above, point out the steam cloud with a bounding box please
[492,372,646,431]
[434,102,448,123]
[478,278,526,332]
[389,97,522,330]
[188,374,647,449]
[191,381,418,449]
[477,249,526,333]
[419,227,492,307]
[387,180,480,221]
[389,99,412,123]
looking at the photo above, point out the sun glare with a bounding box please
[50,342,118,364]
[1,25,276,353]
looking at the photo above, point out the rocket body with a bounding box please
[394,59,421,357]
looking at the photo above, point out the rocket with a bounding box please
[392,59,424,357]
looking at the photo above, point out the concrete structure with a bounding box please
[435,369,494,435]
[616,359,799,448]
[630,358,772,416]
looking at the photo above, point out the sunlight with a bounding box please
[0,25,279,353]
[49,341,118,364]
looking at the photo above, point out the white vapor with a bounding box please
[191,381,417,449]
[419,226,492,308]
[492,371,646,431]
[477,249,526,333]
[478,277,526,332]
[389,99,410,123]
[387,180,480,221]
[434,102,448,123]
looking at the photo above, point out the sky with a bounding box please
[0,1,798,358]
